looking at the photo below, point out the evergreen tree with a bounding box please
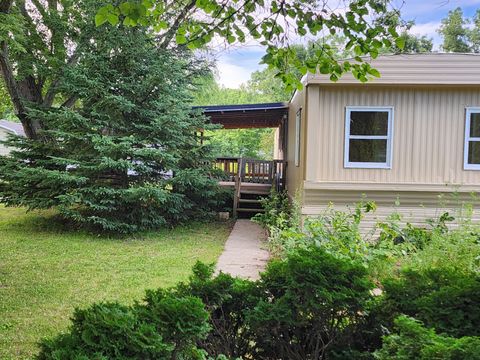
[0,14,222,233]
[438,8,471,53]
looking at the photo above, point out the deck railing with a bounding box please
[214,157,286,191]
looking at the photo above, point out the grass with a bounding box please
[0,206,232,359]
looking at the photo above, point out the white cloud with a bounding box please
[216,60,253,88]
[410,21,442,49]
[213,46,266,88]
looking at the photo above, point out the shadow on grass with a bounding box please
[0,206,234,242]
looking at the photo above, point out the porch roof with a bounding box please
[194,102,288,129]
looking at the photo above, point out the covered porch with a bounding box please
[197,102,289,215]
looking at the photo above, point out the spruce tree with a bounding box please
[0,21,222,233]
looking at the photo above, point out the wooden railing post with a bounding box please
[233,157,244,218]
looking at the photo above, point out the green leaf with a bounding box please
[176,34,187,45]
[95,13,107,27]
[395,37,406,50]
[368,68,381,78]
[107,13,119,26]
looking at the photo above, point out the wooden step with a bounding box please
[239,199,262,204]
[236,208,266,213]
[240,190,270,195]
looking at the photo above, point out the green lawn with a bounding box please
[0,206,231,359]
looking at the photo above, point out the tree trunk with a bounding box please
[0,0,44,139]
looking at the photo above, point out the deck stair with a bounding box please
[233,160,274,217]
[215,157,286,217]
[235,185,270,216]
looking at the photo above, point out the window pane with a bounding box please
[470,113,480,138]
[468,141,480,164]
[350,111,389,136]
[349,139,387,163]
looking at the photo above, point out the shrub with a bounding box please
[381,266,480,338]
[168,262,263,359]
[252,190,294,230]
[37,294,211,360]
[374,315,480,360]
[248,245,374,359]
[37,302,172,360]
[252,190,301,256]
[139,290,211,358]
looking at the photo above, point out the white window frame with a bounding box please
[295,108,302,167]
[464,107,480,170]
[344,106,394,169]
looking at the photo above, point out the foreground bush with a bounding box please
[381,267,480,338]
[37,246,375,360]
[38,303,172,360]
[375,316,480,360]
[250,246,374,359]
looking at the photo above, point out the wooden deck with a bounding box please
[215,158,286,216]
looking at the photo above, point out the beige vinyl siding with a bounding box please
[0,128,11,156]
[286,88,306,196]
[302,189,480,232]
[306,53,480,86]
[305,85,480,187]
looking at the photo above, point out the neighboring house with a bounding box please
[206,53,480,227]
[0,120,25,156]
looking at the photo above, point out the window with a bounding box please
[344,106,394,169]
[295,109,301,167]
[464,107,480,170]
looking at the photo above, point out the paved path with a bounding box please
[216,219,270,280]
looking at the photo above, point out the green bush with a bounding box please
[374,315,480,360]
[166,262,263,358]
[248,245,374,359]
[381,267,480,338]
[139,290,211,358]
[37,302,172,360]
[37,294,211,360]
[252,190,294,230]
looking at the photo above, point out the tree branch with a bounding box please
[159,0,197,48]
[43,52,80,107]
[60,95,78,108]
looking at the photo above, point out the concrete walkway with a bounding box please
[216,219,270,280]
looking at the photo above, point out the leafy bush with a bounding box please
[374,315,480,360]
[252,190,294,230]
[381,267,480,337]
[252,190,301,256]
[167,262,263,359]
[249,245,374,359]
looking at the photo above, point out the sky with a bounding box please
[214,0,480,88]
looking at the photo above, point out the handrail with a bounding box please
[214,157,286,190]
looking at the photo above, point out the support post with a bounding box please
[233,158,243,218]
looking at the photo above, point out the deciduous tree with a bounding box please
[438,7,471,53]
[97,0,404,90]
